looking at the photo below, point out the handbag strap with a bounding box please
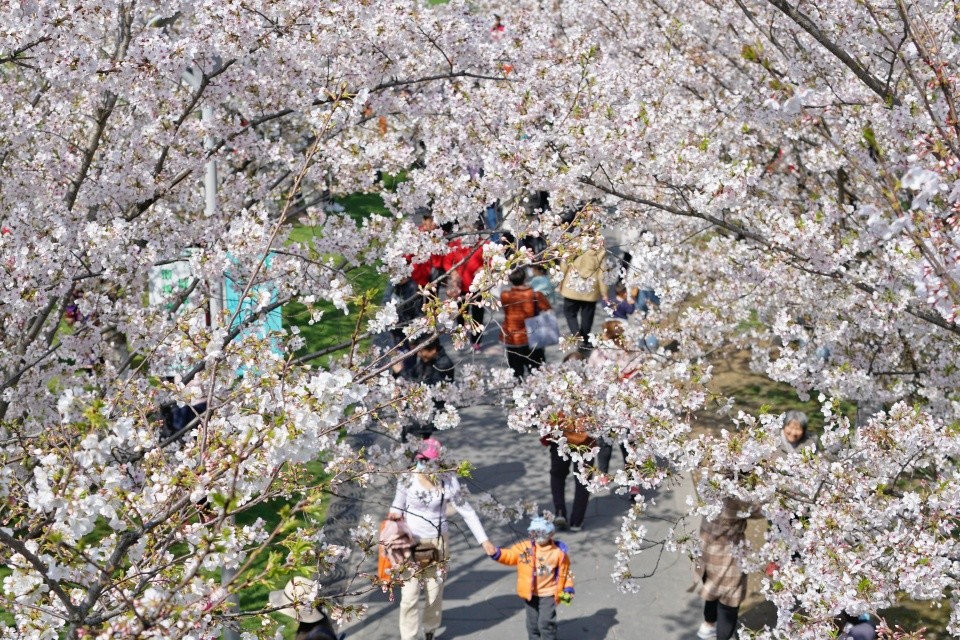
[439,484,445,521]
[433,478,447,539]
[530,288,539,316]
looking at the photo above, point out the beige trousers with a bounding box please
[399,535,447,640]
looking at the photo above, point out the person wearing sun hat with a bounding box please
[267,576,339,640]
[387,438,495,640]
[486,515,575,640]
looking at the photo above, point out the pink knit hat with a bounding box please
[417,438,442,461]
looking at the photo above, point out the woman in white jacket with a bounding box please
[388,438,495,640]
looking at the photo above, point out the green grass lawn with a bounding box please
[282,262,386,368]
[699,350,857,436]
[0,567,10,628]
[284,193,390,368]
[235,459,330,636]
[255,194,390,634]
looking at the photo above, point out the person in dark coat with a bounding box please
[400,337,454,387]
[392,337,454,440]
[391,276,424,344]
[603,282,636,320]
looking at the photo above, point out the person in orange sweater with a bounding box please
[500,268,552,378]
[487,516,574,640]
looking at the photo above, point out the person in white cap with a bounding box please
[268,576,339,640]
[387,438,495,640]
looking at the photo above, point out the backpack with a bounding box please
[541,412,595,447]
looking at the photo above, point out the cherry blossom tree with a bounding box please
[484,1,960,637]
[0,2,517,638]
[3,0,960,638]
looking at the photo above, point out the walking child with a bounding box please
[487,516,574,640]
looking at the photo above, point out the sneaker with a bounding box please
[569,524,582,532]
[553,516,568,530]
[696,622,716,639]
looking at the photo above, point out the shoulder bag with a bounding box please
[411,486,445,568]
[524,291,560,349]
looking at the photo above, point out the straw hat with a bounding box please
[268,577,325,623]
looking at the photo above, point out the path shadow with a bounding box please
[340,552,500,638]
[740,598,778,632]
[661,597,779,639]
[654,593,707,639]
[440,594,516,637]
[574,492,640,533]
[444,595,623,639]
[559,606,619,639]
[442,569,507,600]
[467,461,528,494]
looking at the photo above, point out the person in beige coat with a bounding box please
[559,246,608,349]
[694,497,764,640]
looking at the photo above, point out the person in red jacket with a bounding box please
[408,212,445,289]
[443,222,489,350]
[488,516,574,640]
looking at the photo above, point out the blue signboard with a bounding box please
[223,253,283,358]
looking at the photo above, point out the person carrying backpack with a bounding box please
[558,243,608,351]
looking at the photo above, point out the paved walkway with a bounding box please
[330,329,706,640]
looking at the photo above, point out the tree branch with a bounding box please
[0,35,53,65]
[0,527,79,619]
[579,176,960,337]
[763,0,899,106]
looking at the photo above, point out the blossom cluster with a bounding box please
[3,0,960,637]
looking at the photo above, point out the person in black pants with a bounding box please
[549,442,590,531]
[562,299,596,347]
[388,275,425,374]
[701,599,739,640]
[547,352,594,530]
[499,268,550,379]
[558,244,607,350]
[595,438,629,479]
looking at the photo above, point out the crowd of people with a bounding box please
[267,208,877,640]
[389,205,631,380]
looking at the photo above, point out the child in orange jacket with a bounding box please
[488,516,574,640]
